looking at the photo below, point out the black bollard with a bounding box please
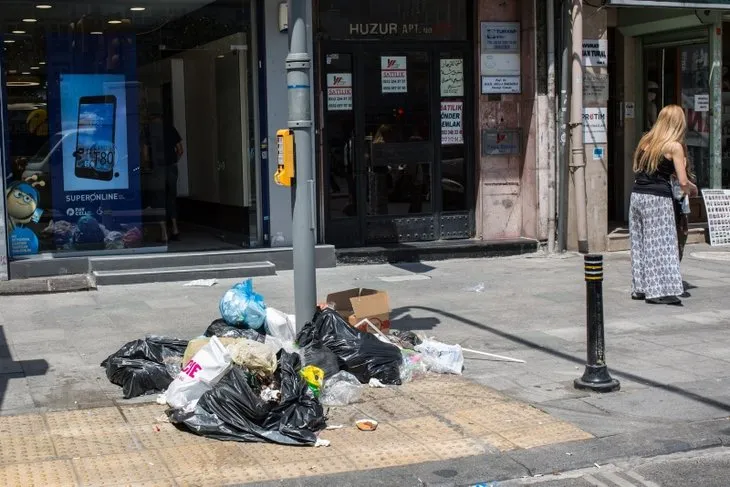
[574,254,620,392]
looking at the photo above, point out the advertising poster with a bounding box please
[381,56,408,93]
[326,73,353,111]
[440,59,464,97]
[441,101,464,145]
[480,22,521,94]
[583,107,608,144]
[43,32,142,254]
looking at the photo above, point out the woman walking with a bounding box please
[630,104,698,306]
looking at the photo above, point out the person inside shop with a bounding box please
[142,102,184,242]
[629,104,698,306]
[646,81,659,130]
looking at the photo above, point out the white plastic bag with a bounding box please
[319,371,362,407]
[166,336,232,411]
[415,338,464,375]
[265,308,296,342]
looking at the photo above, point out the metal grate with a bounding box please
[702,189,730,246]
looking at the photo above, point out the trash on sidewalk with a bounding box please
[319,371,362,407]
[399,349,428,383]
[326,288,391,333]
[464,282,486,293]
[227,338,278,376]
[204,319,265,342]
[296,308,402,385]
[183,337,239,367]
[219,279,267,330]
[301,342,340,378]
[101,336,188,399]
[415,338,464,375]
[166,336,232,411]
[368,378,387,388]
[184,278,218,287]
[300,365,325,397]
[462,348,526,364]
[265,308,297,342]
[355,419,378,431]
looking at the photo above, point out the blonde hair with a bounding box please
[633,104,686,174]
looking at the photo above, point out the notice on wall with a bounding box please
[695,93,710,112]
[624,102,635,119]
[381,56,407,93]
[481,22,520,52]
[440,59,464,97]
[326,73,353,111]
[480,53,521,77]
[481,76,521,94]
[441,101,464,145]
[583,107,608,144]
[583,39,608,66]
[481,130,521,156]
[583,71,609,104]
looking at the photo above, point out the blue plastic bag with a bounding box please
[219,279,267,330]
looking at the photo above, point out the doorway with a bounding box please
[320,43,474,247]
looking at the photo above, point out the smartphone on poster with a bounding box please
[74,95,117,181]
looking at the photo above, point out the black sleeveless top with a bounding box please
[632,156,675,198]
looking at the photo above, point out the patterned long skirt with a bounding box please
[629,192,684,299]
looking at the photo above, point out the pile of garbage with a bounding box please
[101,279,466,447]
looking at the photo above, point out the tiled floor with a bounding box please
[0,375,593,486]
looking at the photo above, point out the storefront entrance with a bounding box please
[316,1,473,247]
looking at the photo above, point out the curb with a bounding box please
[0,274,97,295]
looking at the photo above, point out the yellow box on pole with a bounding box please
[274,129,295,187]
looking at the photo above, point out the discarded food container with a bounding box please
[356,419,378,431]
[326,288,391,333]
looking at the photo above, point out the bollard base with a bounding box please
[574,365,620,392]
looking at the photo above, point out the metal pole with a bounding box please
[569,0,589,253]
[547,0,557,254]
[287,0,317,330]
[574,254,620,392]
[557,0,570,252]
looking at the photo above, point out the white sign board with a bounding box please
[583,107,608,144]
[441,101,464,145]
[481,76,521,94]
[624,102,635,119]
[583,39,608,67]
[702,189,730,246]
[480,53,521,77]
[694,93,710,112]
[326,73,353,111]
[481,22,520,51]
[440,59,464,97]
[583,71,609,103]
[381,56,407,93]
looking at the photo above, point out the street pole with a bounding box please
[287,0,317,330]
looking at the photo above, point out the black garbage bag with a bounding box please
[296,308,402,385]
[301,342,340,378]
[101,336,188,399]
[205,319,265,343]
[168,350,326,445]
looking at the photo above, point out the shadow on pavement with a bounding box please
[391,308,440,332]
[401,305,730,413]
[0,326,49,410]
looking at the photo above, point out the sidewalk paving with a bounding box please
[1,243,730,485]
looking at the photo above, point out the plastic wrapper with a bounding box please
[415,338,464,375]
[219,279,267,330]
[168,351,326,445]
[319,371,362,407]
[301,342,340,378]
[265,308,296,342]
[300,365,324,397]
[399,349,428,383]
[227,339,278,376]
[296,308,402,385]
[204,319,265,342]
[101,336,188,399]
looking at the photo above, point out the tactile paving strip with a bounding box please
[348,442,441,471]
[120,404,168,426]
[413,388,506,413]
[427,437,488,459]
[0,434,56,465]
[0,413,47,436]
[158,444,267,486]
[133,423,209,450]
[73,451,171,486]
[391,416,465,443]
[45,407,126,433]
[51,425,140,458]
[263,455,356,480]
[355,396,431,421]
[498,421,593,449]
[0,459,76,487]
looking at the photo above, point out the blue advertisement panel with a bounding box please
[43,32,141,254]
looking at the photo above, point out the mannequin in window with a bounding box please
[646,81,659,130]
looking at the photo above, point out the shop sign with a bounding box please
[583,71,609,104]
[481,76,521,94]
[481,22,520,52]
[583,39,608,67]
[481,129,521,156]
[583,107,608,144]
[326,73,353,111]
[441,101,464,146]
[608,0,730,8]
[381,56,407,94]
[440,59,464,97]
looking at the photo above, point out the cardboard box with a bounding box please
[326,288,391,333]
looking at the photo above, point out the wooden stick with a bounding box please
[462,348,525,363]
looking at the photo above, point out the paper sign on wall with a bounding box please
[583,39,608,66]
[440,59,464,97]
[695,93,710,112]
[326,73,353,111]
[381,56,407,93]
[481,22,520,52]
[583,107,608,144]
[583,71,609,103]
[480,22,521,94]
[624,102,635,119]
[441,101,464,145]
[481,76,521,94]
